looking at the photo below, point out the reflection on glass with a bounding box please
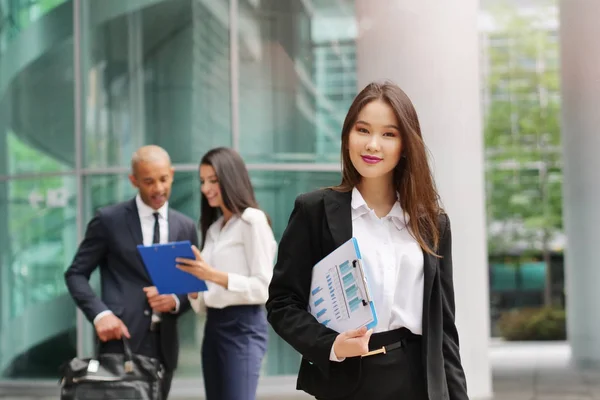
[238,1,356,164]
[0,176,77,378]
[1,31,74,175]
[0,0,68,52]
[83,0,231,168]
[250,169,341,375]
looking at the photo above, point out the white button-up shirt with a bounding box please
[136,194,168,246]
[190,207,277,312]
[351,187,424,334]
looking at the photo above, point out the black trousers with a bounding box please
[139,329,172,400]
[202,305,268,400]
[318,328,428,400]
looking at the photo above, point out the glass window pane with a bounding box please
[0,1,74,175]
[0,176,77,378]
[238,1,356,164]
[83,0,231,168]
[250,169,341,375]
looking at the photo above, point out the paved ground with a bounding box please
[2,340,600,399]
[491,341,600,400]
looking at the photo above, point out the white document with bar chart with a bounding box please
[308,237,378,333]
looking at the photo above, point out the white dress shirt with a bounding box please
[189,207,276,313]
[94,194,178,324]
[136,194,169,247]
[330,187,424,361]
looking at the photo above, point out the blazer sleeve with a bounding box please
[439,214,469,400]
[64,212,110,322]
[266,194,339,377]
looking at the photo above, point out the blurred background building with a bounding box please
[3,0,594,398]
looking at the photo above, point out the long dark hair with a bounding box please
[199,147,261,248]
[333,81,442,256]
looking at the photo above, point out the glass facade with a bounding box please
[0,0,356,382]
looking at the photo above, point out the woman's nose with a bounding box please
[366,136,380,151]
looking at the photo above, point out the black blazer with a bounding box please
[266,189,468,400]
[64,198,199,371]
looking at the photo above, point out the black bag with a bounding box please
[59,337,164,400]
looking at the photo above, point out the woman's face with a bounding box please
[348,99,403,182]
[200,164,224,209]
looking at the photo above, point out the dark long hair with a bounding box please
[199,147,262,248]
[333,81,442,256]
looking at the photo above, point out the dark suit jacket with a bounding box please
[266,189,469,400]
[64,198,199,371]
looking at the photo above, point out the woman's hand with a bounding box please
[332,326,373,359]
[176,245,229,288]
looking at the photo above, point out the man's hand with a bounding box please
[332,326,373,359]
[94,313,130,342]
[143,286,176,312]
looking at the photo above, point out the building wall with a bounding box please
[0,0,357,380]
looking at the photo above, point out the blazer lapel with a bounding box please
[421,224,439,348]
[324,189,353,249]
[125,199,143,246]
[168,210,179,242]
[124,199,152,280]
[422,250,437,314]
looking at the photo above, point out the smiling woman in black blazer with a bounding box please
[266,81,469,400]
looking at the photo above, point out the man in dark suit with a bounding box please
[65,145,199,399]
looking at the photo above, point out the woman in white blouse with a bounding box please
[266,82,468,399]
[176,147,276,400]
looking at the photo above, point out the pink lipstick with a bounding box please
[361,155,382,164]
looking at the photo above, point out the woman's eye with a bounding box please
[358,128,368,133]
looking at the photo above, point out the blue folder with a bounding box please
[137,240,208,295]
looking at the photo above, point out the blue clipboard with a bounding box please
[137,240,208,295]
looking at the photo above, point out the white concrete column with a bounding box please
[559,0,600,367]
[355,0,491,398]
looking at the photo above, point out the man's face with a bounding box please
[129,160,174,210]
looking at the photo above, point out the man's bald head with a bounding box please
[131,145,172,175]
[129,145,174,210]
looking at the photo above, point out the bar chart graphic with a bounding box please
[308,238,378,332]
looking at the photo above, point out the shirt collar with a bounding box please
[351,187,409,229]
[135,194,169,220]
[351,187,371,220]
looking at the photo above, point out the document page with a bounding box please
[308,238,377,333]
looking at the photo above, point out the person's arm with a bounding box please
[439,214,469,400]
[64,212,111,322]
[224,209,276,303]
[266,194,339,377]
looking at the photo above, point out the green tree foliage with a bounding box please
[484,1,562,306]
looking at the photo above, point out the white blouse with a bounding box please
[331,188,424,361]
[189,207,277,312]
[351,187,424,334]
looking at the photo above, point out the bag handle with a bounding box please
[121,336,134,373]
[95,335,135,374]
